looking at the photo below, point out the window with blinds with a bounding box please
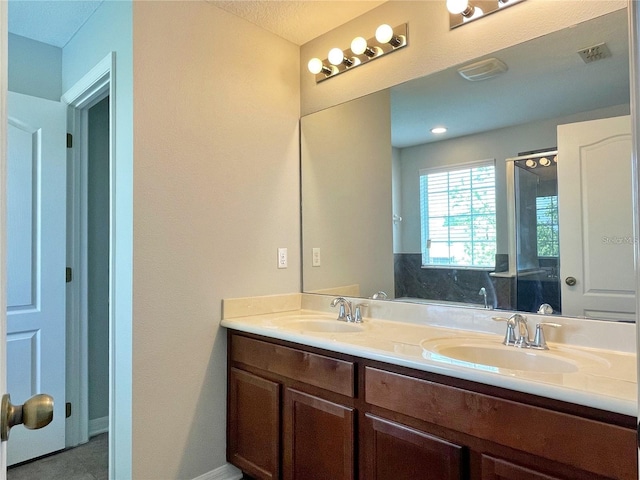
[536,195,559,257]
[419,161,496,267]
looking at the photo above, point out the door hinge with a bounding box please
[66,402,72,418]
[66,267,73,283]
[67,133,73,148]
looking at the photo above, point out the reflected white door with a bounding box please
[557,115,635,320]
[7,92,66,464]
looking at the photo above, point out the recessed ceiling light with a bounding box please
[431,127,447,134]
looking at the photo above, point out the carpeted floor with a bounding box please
[7,433,108,480]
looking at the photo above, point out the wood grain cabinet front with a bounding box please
[228,368,280,480]
[283,388,355,480]
[480,455,566,480]
[362,413,467,480]
[226,331,637,480]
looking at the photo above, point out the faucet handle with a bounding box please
[537,303,554,315]
[354,303,368,323]
[492,316,517,346]
[531,322,561,350]
[492,316,515,326]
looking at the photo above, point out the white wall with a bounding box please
[132,2,300,478]
[62,2,133,478]
[8,33,61,101]
[300,1,625,116]
[399,104,630,254]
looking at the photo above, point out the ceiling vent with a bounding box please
[457,58,508,81]
[578,43,611,63]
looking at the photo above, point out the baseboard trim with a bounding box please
[88,416,109,437]
[192,463,243,480]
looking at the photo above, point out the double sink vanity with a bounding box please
[221,293,637,480]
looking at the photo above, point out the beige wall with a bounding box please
[300,0,626,116]
[301,90,394,297]
[132,2,300,478]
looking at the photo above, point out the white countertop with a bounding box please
[221,303,637,417]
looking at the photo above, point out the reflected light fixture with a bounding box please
[448,0,526,29]
[307,23,408,83]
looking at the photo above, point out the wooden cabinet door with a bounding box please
[363,414,466,480]
[482,455,565,480]
[228,368,280,480]
[283,388,355,480]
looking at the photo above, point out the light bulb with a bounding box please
[375,24,394,44]
[539,157,551,167]
[446,0,470,14]
[431,127,447,134]
[328,48,345,66]
[525,159,537,168]
[351,37,368,55]
[307,58,324,74]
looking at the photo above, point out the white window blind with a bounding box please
[536,195,559,257]
[420,161,496,267]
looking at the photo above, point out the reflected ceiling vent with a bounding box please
[578,43,611,63]
[457,57,508,81]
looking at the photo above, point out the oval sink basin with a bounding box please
[285,319,365,333]
[420,339,579,373]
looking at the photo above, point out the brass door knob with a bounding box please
[1,393,54,441]
[565,276,577,286]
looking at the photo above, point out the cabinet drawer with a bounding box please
[231,335,355,397]
[365,367,636,480]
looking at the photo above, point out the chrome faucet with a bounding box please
[493,314,518,346]
[478,287,488,309]
[493,314,561,350]
[512,314,530,348]
[330,297,353,322]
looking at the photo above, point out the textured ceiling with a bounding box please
[8,0,104,48]
[208,1,385,45]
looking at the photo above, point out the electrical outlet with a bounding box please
[312,248,321,267]
[278,248,288,269]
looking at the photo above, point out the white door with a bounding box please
[557,115,635,321]
[6,91,66,464]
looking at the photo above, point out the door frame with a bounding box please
[61,52,115,451]
[0,0,8,474]
[628,3,640,474]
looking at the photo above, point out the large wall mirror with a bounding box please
[301,9,634,322]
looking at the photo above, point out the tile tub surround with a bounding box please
[221,293,637,416]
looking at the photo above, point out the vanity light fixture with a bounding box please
[519,150,558,170]
[307,23,408,83]
[448,0,526,29]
